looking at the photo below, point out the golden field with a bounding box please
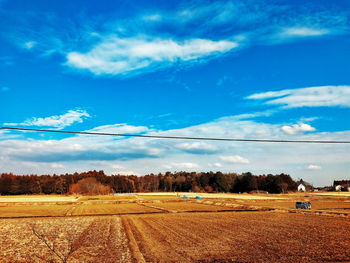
[0,192,349,262]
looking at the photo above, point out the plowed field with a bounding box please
[123,212,350,263]
[0,194,349,262]
[0,216,131,263]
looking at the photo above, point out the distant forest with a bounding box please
[0,170,298,195]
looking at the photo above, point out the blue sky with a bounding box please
[1,0,350,186]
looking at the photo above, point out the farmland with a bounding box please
[0,192,349,262]
[0,217,131,263]
[123,212,350,263]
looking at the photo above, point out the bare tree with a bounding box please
[69,177,113,195]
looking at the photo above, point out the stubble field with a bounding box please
[0,216,131,263]
[0,192,349,263]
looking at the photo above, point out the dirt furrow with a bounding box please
[123,212,350,263]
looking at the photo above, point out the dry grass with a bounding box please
[232,195,350,214]
[312,192,350,196]
[0,216,131,263]
[136,195,180,201]
[0,205,72,217]
[124,212,350,263]
[71,203,161,216]
[148,201,253,212]
[0,195,79,203]
[0,203,161,218]
[137,192,284,199]
[78,195,137,201]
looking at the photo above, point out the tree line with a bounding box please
[0,170,298,195]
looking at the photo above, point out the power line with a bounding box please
[1,126,350,144]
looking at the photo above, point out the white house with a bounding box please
[335,185,342,192]
[333,180,350,192]
[297,183,306,192]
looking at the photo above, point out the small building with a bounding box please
[335,185,342,192]
[298,184,306,192]
[333,180,350,192]
[297,179,313,192]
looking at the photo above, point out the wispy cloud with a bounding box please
[66,37,238,76]
[50,163,64,169]
[23,41,37,50]
[175,142,218,154]
[281,123,316,135]
[1,114,350,185]
[281,27,329,37]
[209,162,222,168]
[62,4,349,77]
[4,109,90,129]
[3,1,349,77]
[86,123,150,135]
[0,130,20,140]
[247,85,350,108]
[220,155,249,164]
[307,164,321,170]
[216,75,229,86]
[0,56,14,66]
[142,14,162,22]
[164,162,199,170]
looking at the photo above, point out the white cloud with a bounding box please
[24,41,37,49]
[4,109,90,130]
[209,162,222,168]
[142,14,162,21]
[166,162,199,170]
[110,164,137,175]
[50,163,64,169]
[111,164,125,169]
[4,0,349,79]
[281,123,316,135]
[247,86,350,108]
[175,142,217,154]
[220,155,250,164]
[86,123,150,134]
[66,37,238,75]
[281,27,329,37]
[113,170,138,175]
[307,164,321,170]
[0,130,20,140]
[2,113,350,185]
[5,1,348,78]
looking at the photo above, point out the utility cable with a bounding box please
[1,126,350,144]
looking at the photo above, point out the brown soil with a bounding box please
[147,201,257,212]
[123,212,350,263]
[71,203,161,216]
[232,197,350,214]
[0,193,349,262]
[0,216,131,263]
